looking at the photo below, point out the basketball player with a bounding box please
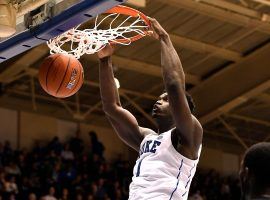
[239,142,270,200]
[97,18,203,199]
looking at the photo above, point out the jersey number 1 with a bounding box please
[136,159,143,177]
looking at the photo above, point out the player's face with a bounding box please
[152,92,171,118]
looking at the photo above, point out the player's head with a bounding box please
[239,142,270,200]
[152,91,195,121]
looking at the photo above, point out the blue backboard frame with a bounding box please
[0,0,127,64]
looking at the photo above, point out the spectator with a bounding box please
[75,193,83,200]
[3,141,13,164]
[59,188,69,200]
[189,190,203,200]
[3,141,13,156]
[87,194,94,200]
[48,137,63,155]
[69,129,84,156]
[5,162,21,176]
[8,193,16,200]
[32,141,43,156]
[4,176,18,194]
[0,172,5,191]
[89,131,105,158]
[61,144,74,161]
[42,186,57,200]
[20,177,30,199]
[28,193,37,200]
[90,182,98,198]
[96,178,107,200]
[50,162,61,184]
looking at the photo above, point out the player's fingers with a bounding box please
[148,17,157,22]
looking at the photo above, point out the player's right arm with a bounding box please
[97,45,144,151]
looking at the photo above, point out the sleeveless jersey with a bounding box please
[129,129,202,200]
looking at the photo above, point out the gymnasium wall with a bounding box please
[0,108,17,148]
[0,107,241,174]
[199,147,241,176]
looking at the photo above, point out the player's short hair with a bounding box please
[243,142,270,188]
[162,90,195,114]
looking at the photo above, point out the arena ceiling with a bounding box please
[0,0,269,151]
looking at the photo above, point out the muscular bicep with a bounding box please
[105,106,144,151]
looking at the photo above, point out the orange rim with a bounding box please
[105,5,150,44]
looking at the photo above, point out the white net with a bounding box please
[47,13,149,59]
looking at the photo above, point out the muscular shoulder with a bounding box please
[139,127,157,138]
[177,115,203,141]
[173,115,203,159]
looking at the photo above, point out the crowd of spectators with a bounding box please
[0,130,241,200]
[0,130,131,200]
[189,169,241,200]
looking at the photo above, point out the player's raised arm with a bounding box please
[149,18,203,159]
[97,45,144,151]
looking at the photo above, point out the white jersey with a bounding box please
[129,129,201,200]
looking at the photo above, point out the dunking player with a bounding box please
[97,18,203,200]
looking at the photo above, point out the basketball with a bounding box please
[38,53,84,98]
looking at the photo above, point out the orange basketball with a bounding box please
[38,54,84,98]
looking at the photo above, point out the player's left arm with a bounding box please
[150,18,203,159]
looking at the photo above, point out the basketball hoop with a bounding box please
[47,5,151,59]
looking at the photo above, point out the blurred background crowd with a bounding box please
[0,130,241,200]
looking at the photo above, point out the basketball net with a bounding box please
[47,6,150,59]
